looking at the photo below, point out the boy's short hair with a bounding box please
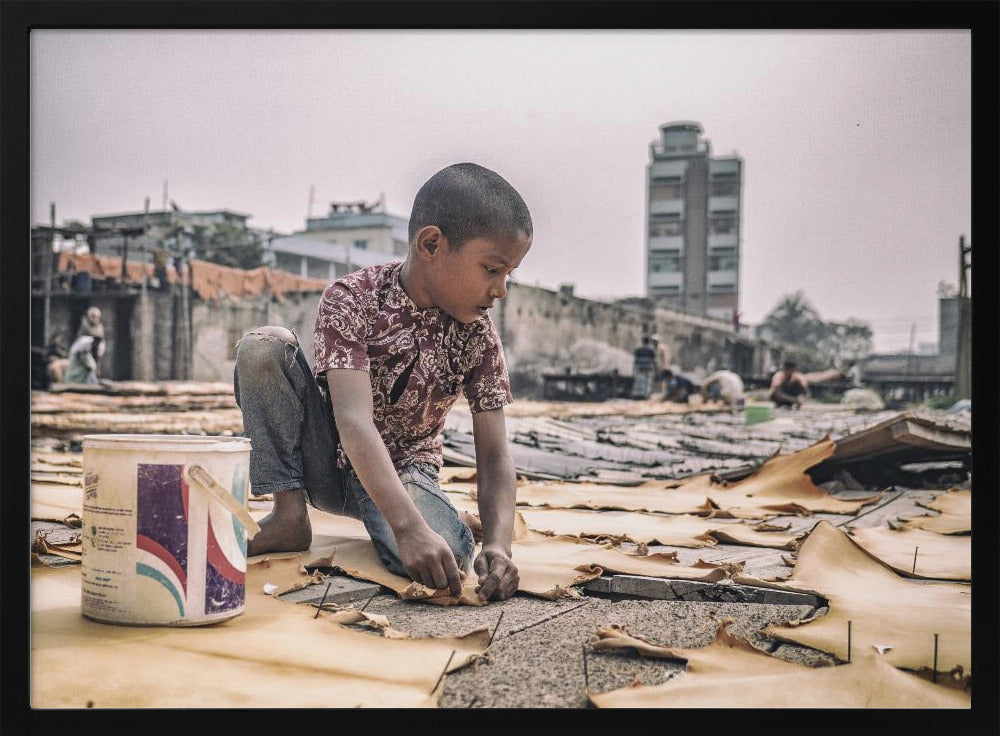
[408,163,532,249]
[782,360,796,370]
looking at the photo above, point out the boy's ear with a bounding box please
[415,226,444,259]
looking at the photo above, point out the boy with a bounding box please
[233,163,531,602]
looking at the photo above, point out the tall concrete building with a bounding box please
[645,122,742,322]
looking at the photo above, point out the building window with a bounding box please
[710,211,738,234]
[353,239,368,250]
[650,178,682,201]
[710,173,739,197]
[649,215,682,238]
[649,252,682,273]
[709,249,738,271]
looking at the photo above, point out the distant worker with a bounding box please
[76,306,107,359]
[65,335,102,385]
[649,334,671,392]
[630,335,657,399]
[44,330,70,385]
[769,360,809,408]
[661,369,697,403]
[843,361,863,388]
[701,369,745,407]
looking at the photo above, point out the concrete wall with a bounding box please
[493,282,758,397]
[189,292,322,381]
[41,280,766,396]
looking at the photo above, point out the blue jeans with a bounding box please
[233,329,475,574]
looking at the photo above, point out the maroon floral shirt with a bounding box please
[313,261,513,472]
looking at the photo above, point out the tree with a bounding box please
[816,319,873,364]
[756,291,826,346]
[757,291,873,366]
[195,222,266,270]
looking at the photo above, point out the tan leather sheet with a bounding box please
[249,554,328,595]
[513,506,800,549]
[706,438,881,518]
[482,474,717,516]
[31,482,84,521]
[301,531,735,605]
[900,489,971,535]
[848,526,971,581]
[30,562,488,708]
[734,521,971,682]
[587,622,970,708]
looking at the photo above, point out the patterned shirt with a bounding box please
[313,261,513,472]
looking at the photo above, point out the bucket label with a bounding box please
[136,464,190,617]
[204,461,247,614]
[135,462,248,618]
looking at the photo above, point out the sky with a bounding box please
[30,30,971,353]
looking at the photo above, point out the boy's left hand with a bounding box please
[473,545,519,601]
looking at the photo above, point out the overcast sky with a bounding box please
[30,30,971,353]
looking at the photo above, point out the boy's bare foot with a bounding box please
[459,511,483,543]
[247,488,312,556]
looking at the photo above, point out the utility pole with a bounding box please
[955,235,972,400]
[162,180,168,211]
[307,184,315,220]
[43,202,56,347]
[904,322,916,403]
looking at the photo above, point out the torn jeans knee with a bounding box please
[235,327,301,374]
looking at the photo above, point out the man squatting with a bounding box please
[233,163,531,602]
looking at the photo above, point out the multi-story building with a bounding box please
[268,199,408,281]
[89,209,257,257]
[645,121,742,322]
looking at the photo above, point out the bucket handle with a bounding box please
[184,464,261,539]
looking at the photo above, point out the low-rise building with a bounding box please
[267,199,408,280]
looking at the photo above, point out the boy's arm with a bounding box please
[326,368,465,596]
[470,407,520,601]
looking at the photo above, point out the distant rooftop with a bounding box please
[306,200,408,233]
[92,208,252,224]
[659,121,703,133]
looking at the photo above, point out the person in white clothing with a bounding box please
[700,369,745,407]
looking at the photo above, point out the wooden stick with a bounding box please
[431,650,457,695]
[912,546,919,574]
[847,620,852,662]
[359,590,378,612]
[314,582,332,619]
[489,610,505,647]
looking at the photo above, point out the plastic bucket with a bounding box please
[80,434,258,626]
[744,402,775,425]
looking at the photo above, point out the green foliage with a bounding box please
[757,291,873,365]
[757,291,826,346]
[195,222,265,270]
[924,393,956,410]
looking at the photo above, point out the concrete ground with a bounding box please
[279,579,831,708]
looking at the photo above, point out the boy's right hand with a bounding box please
[396,522,465,596]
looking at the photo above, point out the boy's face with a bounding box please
[428,232,531,324]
